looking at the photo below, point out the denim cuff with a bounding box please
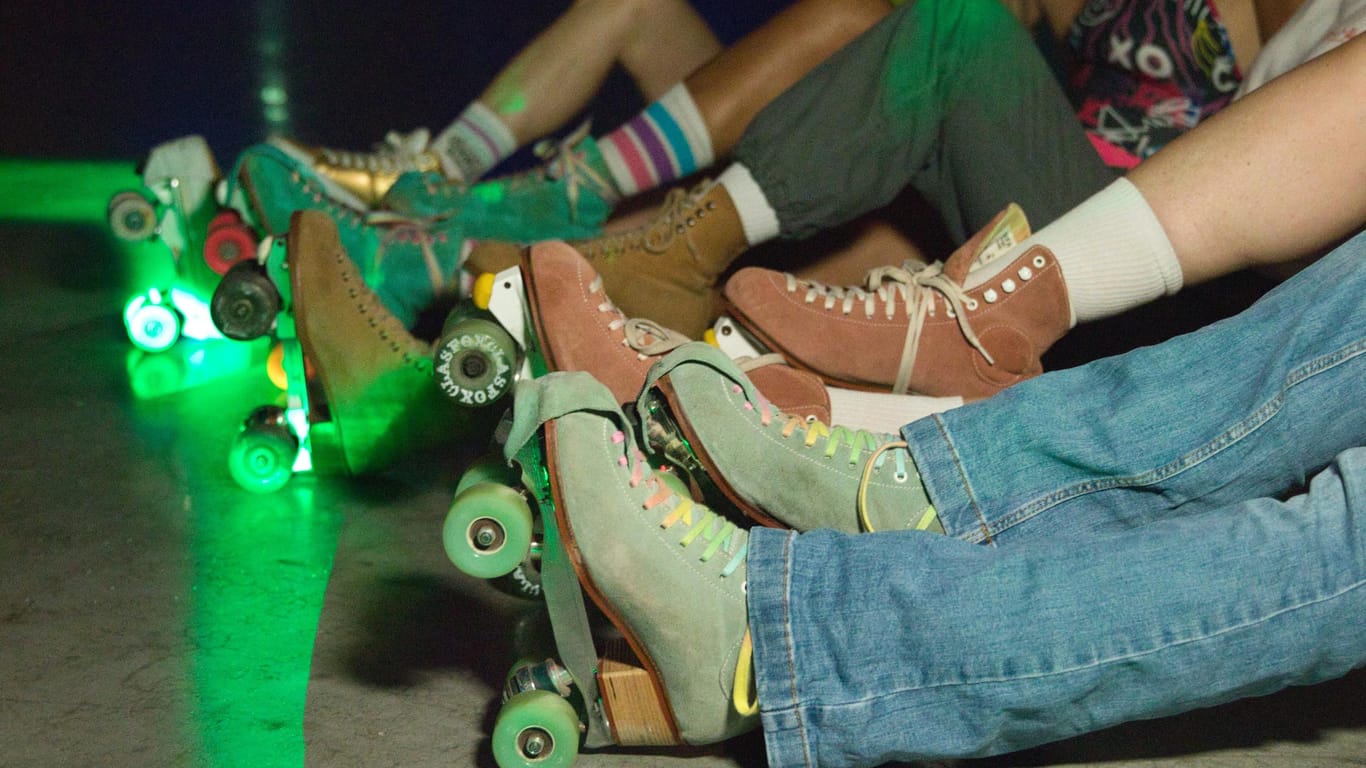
[901,412,991,543]
[746,526,814,768]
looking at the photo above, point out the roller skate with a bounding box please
[432,240,832,422]
[720,204,1068,399]
[443,373,756,768]
[223,210,468,493]
[108,135,261,352]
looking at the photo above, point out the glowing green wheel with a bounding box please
[124,299,182,353]
[443,482,533,579]
[228,407,299,493]
[455,452,521,498]
[492,690,580,768]
[433,316,517,407]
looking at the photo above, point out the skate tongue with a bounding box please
[969,203,1031,270]
[944,203,1031,285]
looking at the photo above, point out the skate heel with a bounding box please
[598,637,680,747]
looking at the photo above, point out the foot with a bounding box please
[288,210,463,474]
[723,205,1071,399]
[269,129,447,209]
[504,371,756,745]
[638,342,942,534]
[232,143,466,327]
[521,240,831,421]
[382,126,617,242]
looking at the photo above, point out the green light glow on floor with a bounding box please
[7,155,332,764]
[0,157,138,222]
[187,482,341,767]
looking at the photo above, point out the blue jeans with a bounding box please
[746,229,1366,767]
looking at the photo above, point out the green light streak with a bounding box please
[187,482,340,768]
[256,0,292,137]
[0,158,138,221]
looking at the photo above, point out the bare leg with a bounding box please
[688,0,894,157]
[481,0,722,146]
[1131,34,1366,284]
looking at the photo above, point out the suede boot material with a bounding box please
[382,129,615,241]
[288,210,462,475]
[504,373,756,745]
[640,344,937,533]
[235,144,465,327]
[523,241,832,421]
[566,181,749,340]
[723,210,1072,400]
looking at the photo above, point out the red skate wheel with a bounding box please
[203,222,258,275]
[206,209,245,232]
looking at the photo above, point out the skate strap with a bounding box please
[638,343,767,432]
[504,372,632,465]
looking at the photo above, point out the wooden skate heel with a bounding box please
[597,637,679,746]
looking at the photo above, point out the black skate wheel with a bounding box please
[211,261,281,341]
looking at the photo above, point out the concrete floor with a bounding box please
[2,3,1365,768]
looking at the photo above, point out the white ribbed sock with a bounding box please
[967,178,1183,326]
[716,163,780,246]
[433,101,518,182]
[827,387,963,434]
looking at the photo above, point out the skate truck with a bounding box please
[107,135,261,353]
[208,235,318,493]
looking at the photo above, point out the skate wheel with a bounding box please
[125,300,182,353]
[228,406,299,493]
[108,191,157,241]
[443,482,532,579]
[433,316,517,407]
[211,261,281,341]
[493,690,580,768]
[203,219,258,275]
[455,451,520,498]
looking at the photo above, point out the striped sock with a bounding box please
[433,101,518,183]
[598,84,714,196]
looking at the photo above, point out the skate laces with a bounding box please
[613,430,747,577]
[319,129,435,173]
[785,260,995,394]
[859,441,938,533]
[532,122,619,215]
[588,274,690,360]
[370,221,458,297]
[731,381,922,532]
[583,181,710,261]
[621,427,758,718]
